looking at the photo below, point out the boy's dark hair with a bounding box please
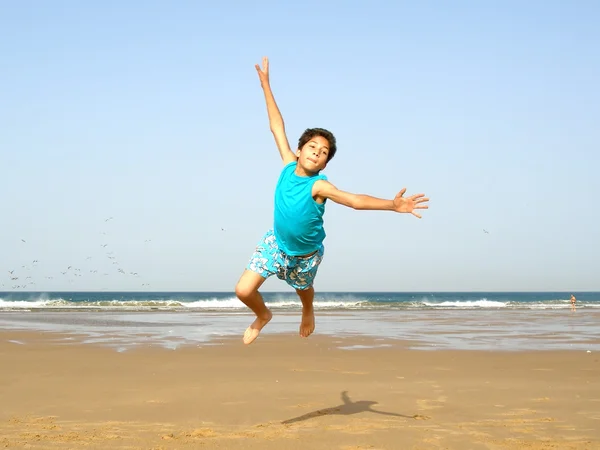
[298,128,337,162]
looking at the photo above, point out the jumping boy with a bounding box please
[235,57,429,345]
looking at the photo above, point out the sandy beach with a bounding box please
[1,330,599,449]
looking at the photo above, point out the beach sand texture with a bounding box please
[1,331,599,449]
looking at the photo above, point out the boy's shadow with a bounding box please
[282,390,419,425]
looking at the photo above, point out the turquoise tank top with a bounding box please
[273,161,328,256]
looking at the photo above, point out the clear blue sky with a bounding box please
[1,1,598,292]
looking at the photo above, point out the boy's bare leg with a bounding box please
[235,270,272,345]
[296,286,315,338]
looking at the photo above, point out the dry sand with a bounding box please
[1,331,599,449]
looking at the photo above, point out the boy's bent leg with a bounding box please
[296,286,315,338]
[235,270,272,345]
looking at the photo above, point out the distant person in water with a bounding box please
[234,57,430,345]
[570,294,577,311]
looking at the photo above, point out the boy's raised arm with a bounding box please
[255,57,297,165]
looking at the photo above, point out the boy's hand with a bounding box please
[393,188,429,218]
[255,56,269,85]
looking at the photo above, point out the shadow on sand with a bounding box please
[282,390,424,425]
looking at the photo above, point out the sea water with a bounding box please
[1,291,598,352]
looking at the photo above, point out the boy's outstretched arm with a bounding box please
[313,180,429,218]
[255,57,297,165]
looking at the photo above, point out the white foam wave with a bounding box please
[0,298,61,308]
[0,297,368,310]
[422,299,507,308]
[183,298,366,310]
[0,296,598,311]
[0,298,184,309]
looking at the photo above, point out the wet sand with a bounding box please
[1,330,599,449]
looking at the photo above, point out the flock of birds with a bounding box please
[3,217,154,291]
[4,219,486,292]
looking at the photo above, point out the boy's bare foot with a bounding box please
[299,308,315,338]
[243,310,272,345]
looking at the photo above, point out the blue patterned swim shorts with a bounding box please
[246,229,324,290]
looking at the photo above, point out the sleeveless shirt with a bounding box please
[273,161,327,255]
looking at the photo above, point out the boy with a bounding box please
[235,57,429,345]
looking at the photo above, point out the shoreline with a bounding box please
[2,308,600,353]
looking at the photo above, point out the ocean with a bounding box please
[1,291,598,311]
[1,291,599,352]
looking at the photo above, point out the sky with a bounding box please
[1,0,598,292]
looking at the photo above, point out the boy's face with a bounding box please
[296,135,329,174]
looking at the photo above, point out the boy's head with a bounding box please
[295,128,337,174]
[298,128,337,161]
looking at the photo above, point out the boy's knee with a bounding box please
[235,270,267,300]
[295,286,314,297]
[235,280,259,300]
